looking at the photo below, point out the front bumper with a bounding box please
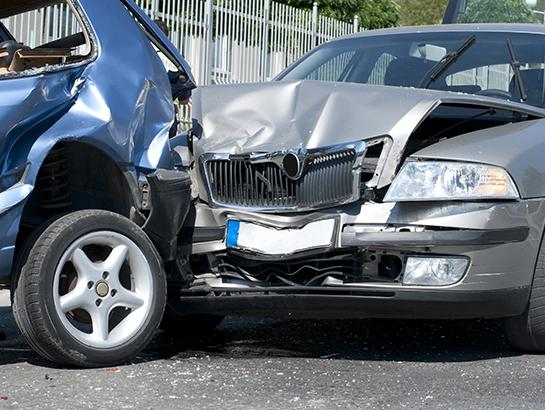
[181,199,545,318]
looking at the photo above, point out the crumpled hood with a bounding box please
[192,80,545,187]
[192,80,445,155]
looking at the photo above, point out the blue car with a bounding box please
[0,0,195,367]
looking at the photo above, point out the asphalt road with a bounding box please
[1,289,545,409]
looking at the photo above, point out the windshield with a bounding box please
[278,32,545,107]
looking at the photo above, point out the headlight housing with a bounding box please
[384,161,519,202]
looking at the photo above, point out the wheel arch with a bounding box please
[15,140,141,262]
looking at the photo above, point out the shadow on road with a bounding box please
[145,316,520,364]
[0,307,49,367]
[0,305,521,368]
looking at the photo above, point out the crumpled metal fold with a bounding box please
[192,80,445,156]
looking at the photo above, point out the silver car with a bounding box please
[176,24,545,351]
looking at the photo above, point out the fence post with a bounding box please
[203,0,214,85]
[261,0,271,81]
[311,2,318,48]
[353,15,359,33]
[151,0,160,19]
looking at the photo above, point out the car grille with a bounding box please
[204,148,360,211]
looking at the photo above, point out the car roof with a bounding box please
[337,23,545,42]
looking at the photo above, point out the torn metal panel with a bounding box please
[0,70,81,174]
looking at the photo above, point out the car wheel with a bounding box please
[505,235,545,351]
[12,210,166,367]
[160,307,224,336]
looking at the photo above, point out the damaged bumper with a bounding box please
[179,198,544,319]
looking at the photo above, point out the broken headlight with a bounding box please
[384,161,519,202]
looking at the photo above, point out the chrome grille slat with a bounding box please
[206,148,360,211]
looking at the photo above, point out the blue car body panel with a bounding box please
[0,0,195,282]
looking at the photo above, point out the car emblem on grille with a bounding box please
[282,152,303,179]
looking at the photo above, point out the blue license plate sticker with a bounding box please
[226,220,240,248]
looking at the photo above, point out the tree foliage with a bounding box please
[459,0,538,23]
[396,0,448,26]
[521,0,545,22]
[279,0,400,29]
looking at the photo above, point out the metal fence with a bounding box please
[138,0,360,84]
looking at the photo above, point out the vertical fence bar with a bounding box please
[152,0,159,19]
[261,0,270,81]
[203,0,214,84]
[311,2,318,48]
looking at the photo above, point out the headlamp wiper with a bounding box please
[419,35,476,89]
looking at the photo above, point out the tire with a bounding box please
[10,215,66,302]
[505,232,545,351]
[160,305,224,336]
[12,210,166,367]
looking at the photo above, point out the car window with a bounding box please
[0,0,92,77]
[279,32,545,108]
[446,64,514,92]
[303,50,356,82]
[368,53,397,85]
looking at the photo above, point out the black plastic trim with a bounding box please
[341,226,529,248]
[144,169,192,261]
[442,0,462,24]
[182,226,225,243]
[174,286,530,320]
